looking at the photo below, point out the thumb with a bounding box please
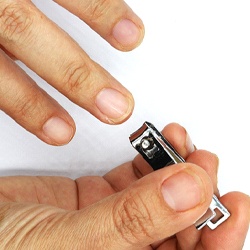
[78,163,213,249]
[0,164,213,250]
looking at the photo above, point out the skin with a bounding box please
[0,0,145,145]
[0,123,249,249]
[0,2,249,248]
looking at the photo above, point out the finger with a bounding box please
[168,151,220,249]
[162,122,196,159]
[76,176,115,208]
[199,192,250,249]
[54,0,145,51]
[186,150,219,196]
[152,150,220,249]
[0,1,134,125]
[0,164,213,249]
[0,50,75,145]
[0,176,78,210]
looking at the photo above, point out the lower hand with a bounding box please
[0,123,249,249]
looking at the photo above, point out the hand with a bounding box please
[0,123,249,249]
[0,0,144,145]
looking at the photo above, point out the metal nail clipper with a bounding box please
[129,121,230,230]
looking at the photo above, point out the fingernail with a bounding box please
[186,132,195,154]
[161,172,203,211]
[43,117,74,145]
[95,88,132,121]
[113,19,141,46]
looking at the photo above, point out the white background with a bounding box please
[0,0,249,248]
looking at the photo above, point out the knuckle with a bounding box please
[62,62,92,96]
[112,191,154,244]
[85,0,111,22]
[13,90,43,125]
[0,2,33,42]
[0,203,13,247]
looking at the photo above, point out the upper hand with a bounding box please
[0,123,249,249]
[0,0,144,145]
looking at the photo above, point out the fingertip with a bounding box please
[162,122,195,159]
[112,18,145,51]
[40,116,76,146]
[95,88,134,124]
[143,163,214,214]
[223,192,250,221]
[161,170,204,212]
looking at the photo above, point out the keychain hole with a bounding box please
[211,208,224,224]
